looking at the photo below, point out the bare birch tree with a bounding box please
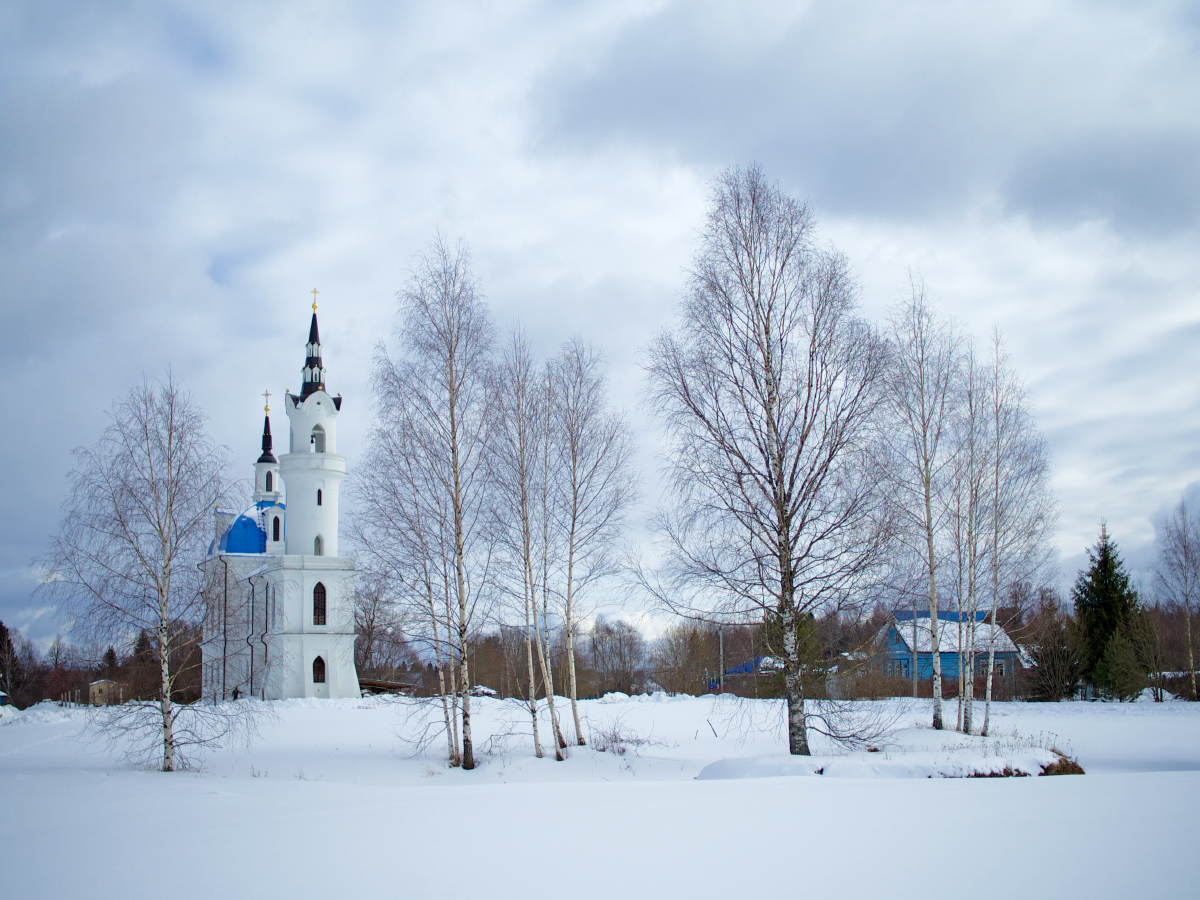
[1156,497,1200,701]
[491,327,547,757]
[646,165,891,756]
[549,337,638,745]
[886,280,959,730]
[359,235,496,770]
[981,329,1055,735]
[42,376,257,771]
[946,340,991,733]
[535,367,567,751]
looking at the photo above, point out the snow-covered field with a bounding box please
[2,694,1197,899]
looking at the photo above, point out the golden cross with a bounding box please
[263,389,271,413]
[311,288,319,312]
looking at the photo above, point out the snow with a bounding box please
[2,694,1197,898]
[889,618,1018,654]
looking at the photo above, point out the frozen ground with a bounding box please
[2,693,1197,899]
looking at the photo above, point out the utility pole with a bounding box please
[719,627,724,692]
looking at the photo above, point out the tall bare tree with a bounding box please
[646,165,890,755]
[535,366,567,751]
[42,376,254,771]
[946,340,991,733]
[549,337,637,745]
[1155,497,1199,700]
[886,280,959,730]
[981,329,1055,734]
[361,235,496,770]
[491,327,547,758]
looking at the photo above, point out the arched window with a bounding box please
[312,656,326,683]
[313,582,326,625]
[311,425,326,453]
[314,535,323,556]
[317,489,322,506]
[272,516,280,542]
[265,471,273,492]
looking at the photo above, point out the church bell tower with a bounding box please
[263,291,360,700]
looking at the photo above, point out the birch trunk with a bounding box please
[525,578,543,757]
[566,608,583,745]
[159,619,175,772]
[783,620,809,755]
[982,604,997,736]
[443,571,462,764]
[955,613,964,732]
[925,485,944,730]
[564,537,584,744]
[912,605,918,698]
[427,583,459,766]
[532,593,565,759]
[1187,611,1197,701]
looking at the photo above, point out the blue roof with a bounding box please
[211,501,285,556]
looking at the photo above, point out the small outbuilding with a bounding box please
[88,679,125,706]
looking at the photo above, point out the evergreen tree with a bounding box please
[1072,524,1139,692]
[1099,625,1146,702]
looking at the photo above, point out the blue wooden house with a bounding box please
[879,611,1019,684]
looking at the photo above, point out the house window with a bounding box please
[272,517,280,542]
[996,661,1005,677]
[265,471,273,492]
[314,535,323,556]
[312,656,326,683]
[313,582,326,625]
[317,489,322,506]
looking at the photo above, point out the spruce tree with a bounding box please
[101,646,119,680]
[1072,524,1139,693]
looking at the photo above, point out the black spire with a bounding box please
[257,414,276,463]
[300,310,326,399]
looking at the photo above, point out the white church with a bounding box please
[202,298,360,700]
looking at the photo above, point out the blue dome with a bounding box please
[212,501,285,556]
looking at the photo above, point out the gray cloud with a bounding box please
[2,1,1199,644]
[1005,131,1200,235]
[536,1,1200,235]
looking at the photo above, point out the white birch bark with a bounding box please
[549,339,636,747]
[887,281,960,731]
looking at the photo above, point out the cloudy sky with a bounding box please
[4,0,1199,643]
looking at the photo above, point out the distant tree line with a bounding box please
[0,620,201,709]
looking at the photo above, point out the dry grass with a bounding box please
[1040,755,1086,776]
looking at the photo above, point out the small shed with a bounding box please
[879,611,1019,684]
[88,679,125,706]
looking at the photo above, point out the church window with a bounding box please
[272,517,280,542]
[314,535,323,556]
[317,489,322,506]
[265,471,273,492]
[312,656,326,683]
[311,425,326,452]
[313,582,326,625]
